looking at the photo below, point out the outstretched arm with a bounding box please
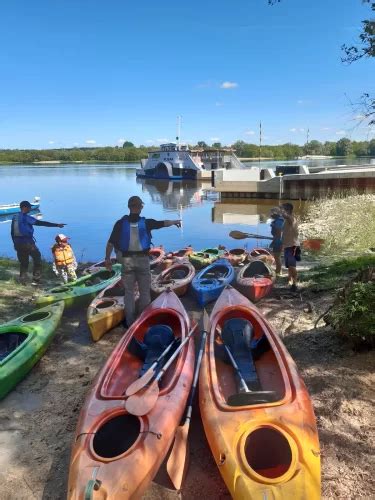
[163,220,181,228]
[34,220,66,228]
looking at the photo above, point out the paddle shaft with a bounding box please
[222,343,251,393]
[184,329,207,424]
[229,230,273,241]
[154,323,198,383]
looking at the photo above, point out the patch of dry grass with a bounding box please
[300,194,375,256]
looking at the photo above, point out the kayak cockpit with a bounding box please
[0,331,28,361]
[101,311,185,399]
[212,308,286,406]
[243,260,272,278]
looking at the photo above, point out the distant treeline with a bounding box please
[0,138,374,163]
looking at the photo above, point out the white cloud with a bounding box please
[156,138,169,143]
[85,139,96,144]
[289,128,297,132]
[321,127,331,131]
[146,140,154,144]
[73,142,79,146]
[215,101,223,107]
[335,130,346,135]
[48,140,55,144]
[117,138,126,144]
[297,99,311,105]
[220,81,238,89]
[299,128,305,132]
[210,137,220,141]
[245,130,255,135]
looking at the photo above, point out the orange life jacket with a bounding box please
[52,244,75,266]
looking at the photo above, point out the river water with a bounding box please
[0,159,372,262]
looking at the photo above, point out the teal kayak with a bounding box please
[36,265,122,309]
[0,301,64,400]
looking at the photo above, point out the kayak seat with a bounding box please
[221,318,259,391]
[0,332,28,361]
[128,325,177,378]
[244,261,270,278]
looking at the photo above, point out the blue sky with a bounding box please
[0,0,373,148]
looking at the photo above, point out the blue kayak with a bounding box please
[0,197,40,216]
[191,259,235,307]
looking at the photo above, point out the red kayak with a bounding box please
[236,260,275,302]
[68,290,195,499]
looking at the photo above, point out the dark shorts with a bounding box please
[284,246,300,268]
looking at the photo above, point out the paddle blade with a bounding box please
[125,368,155,397]
[227,390,278,407]
[167,423,190,490]
[229,230,249,240]
[125,380,159,416]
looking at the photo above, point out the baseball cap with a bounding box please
[128,196,144,208]
[55,234,70,242]
[20,200,32,209]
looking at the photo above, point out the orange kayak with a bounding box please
[199,286,320,499]
[151,261,195,298]
[68,290,195,499]
[223,248,248,266]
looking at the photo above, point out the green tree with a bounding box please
[197,141,208,148]
[122,141,135,148]
[304,140,323,155]
[212,142,222,148]
[336,138,353,156]
[369,138,375,156]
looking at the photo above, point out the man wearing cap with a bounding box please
[105,195,181,326]
[11,201,66,285]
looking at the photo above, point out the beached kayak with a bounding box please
[68,290,195,499]
[151,260,195,298]
[189,247,224,269]
[163,246,194,269]
[87,277,134,342]
[36,265,122,309]
[248,247,275,266]
[0,301,64,399]
[192,259,235,306]
[223,248,248,266]
[149,246,166,269]
[82,257,118,275]
[199,286,320,499]
[236,260,275,302]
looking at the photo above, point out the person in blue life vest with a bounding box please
[104,195,181,326]
[269,207,284,276]
[280,202,301,292]
[11,200,66,285]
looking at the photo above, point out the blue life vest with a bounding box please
[119,216,151,252]
[12,213,35,244]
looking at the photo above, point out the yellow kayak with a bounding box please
[199,286,321,499]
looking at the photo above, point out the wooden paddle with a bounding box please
[125,338,179,397]
[125,323,198,416]
[229,230,273,241]
[219,330,277,406]
[166,310,209,490]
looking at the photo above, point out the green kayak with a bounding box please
[36,265,122,309]
[0,301,64,400]
[189,248,224,269]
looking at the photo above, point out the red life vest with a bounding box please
[52,244,75,266]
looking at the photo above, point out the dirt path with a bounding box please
[0,283,374,499]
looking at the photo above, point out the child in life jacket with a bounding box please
[52,234,78,283]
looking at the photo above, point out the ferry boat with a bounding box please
[136,143,245,180]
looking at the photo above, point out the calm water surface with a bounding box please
[0,160,369,262]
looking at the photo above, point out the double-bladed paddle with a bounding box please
[218,330,277,406]
[166,310,209,490]
[125,323,198,416]
[229,230,273,241]
[125,338,179,397]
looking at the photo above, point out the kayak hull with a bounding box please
[36,265,122,309]
[189,248,224,269]
[68,291,195,499]
[0,301,64,399]
[192,259,235,307]
[151,261,195,298]
[248,248,275,266]
[149,247,166,269]
[223,248,248,266]
[236,261,275,302]
[199,286,320,499]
